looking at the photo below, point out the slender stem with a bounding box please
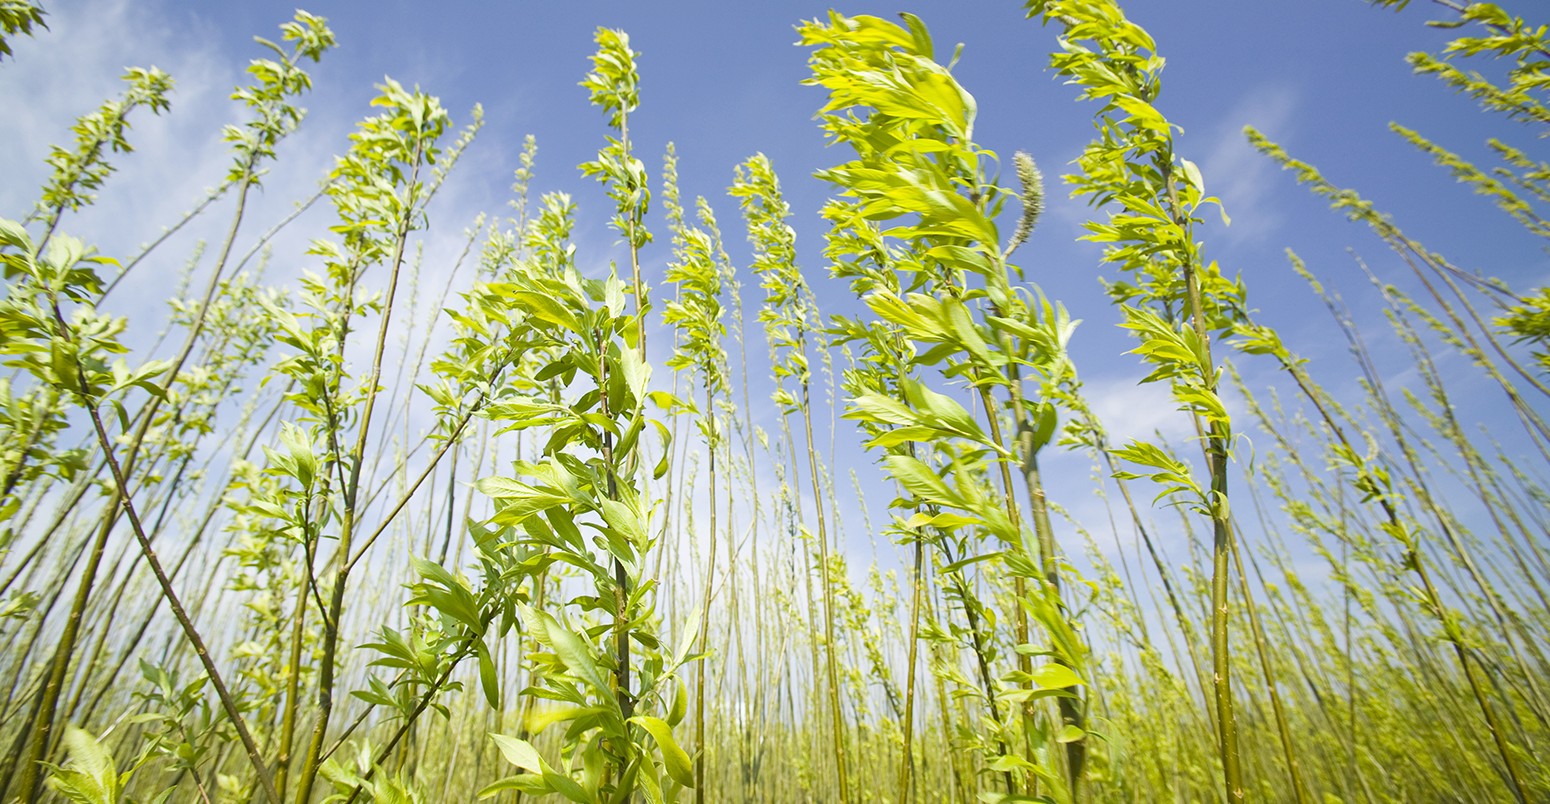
[693,386,717,804]
[1167,160,1243,801]
[48,298,281,804]
[894,528,924,803]
[294,143,423,804]
[800,369,850,803]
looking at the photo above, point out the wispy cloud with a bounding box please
[1084,374,1201,448]
[1195,83,1300,247]
[0,0,235,234]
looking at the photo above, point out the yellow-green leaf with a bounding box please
[631,716,695,788]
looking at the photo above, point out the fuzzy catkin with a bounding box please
[1004,150,1045,260]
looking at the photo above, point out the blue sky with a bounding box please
[2,0,1545,568]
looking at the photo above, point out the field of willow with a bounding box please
[0,0,1547,801]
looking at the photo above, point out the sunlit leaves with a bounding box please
[631,716,694,788]
[42,727,130,804]
[806,14,1094,793]
[480,734,590,801]
[224,11,336,184]
[319,742,427,804]
[661,147,730,404]
[849,378,1003,454]
[0,0,45,61]
[34,67,173,224]
[463,29,685,801]
[1495,287,1550,372]
[731,153,819,408]
[580,28,639,128]
[801,13,976,142]
[580,28,651,251]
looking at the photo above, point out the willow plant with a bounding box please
[1025,1,1279,800]
[257,76,455,804]
[578,28,653,740]
[660,143,731,803]
[472,28,697,802]
[729,152,856,800]
[803,11,1090,800]
[474,200,694,803]
[314,174,565,804]
[0,14,340,800]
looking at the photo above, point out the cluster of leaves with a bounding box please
[730,154,817,415]
[0,0,45,61]
[0,60,176,532]
[474,29,695,804]
[475,214,694,803]
[3,3,1548,803]
[803,10,1091,800]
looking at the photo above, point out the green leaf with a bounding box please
[480,477,572,525]
[0,218,32,251]
[408,557,484,631]
[477,774,550,798]
[44,726,122,804]
[502,289,583,335]
[1179,158,1204,194]
[475,639,500,709]
[541,611,612,698]
[1030,663,1083,690]
[673,606,703,669]
[484,733,588,801]
[525,705,599,736]
[1029,401,1058,451]
[631,716,695,788]
[882,455,959,509]
[904,378,984,443]
[619,325,651,398]
[546,769,591,802]
[490,733,544,774]
[898,12,934,59]
[666,677,688,727]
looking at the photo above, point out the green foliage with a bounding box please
[580,28,651,253]
[1496,287,1550,371]
[1,5,1547,804]
[0,0,45,61]
[478,244,690,798]
[43,727,152,804]
[661,147,729,401]
[731,152,824,432]
[804,10,1097,799]
[318,741,425,803]
[1407,2,1550,129]
[1028,1,1262,799]
[0,219,164,486]
[467,32,693,802]
[35,67,173,224]
[223,11,336,185]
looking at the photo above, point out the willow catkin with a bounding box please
[1003,150,1045,260]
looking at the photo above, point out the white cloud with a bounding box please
[1084,373,1202,448]
[0,0,235,239]
[1195,83,1299,247]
